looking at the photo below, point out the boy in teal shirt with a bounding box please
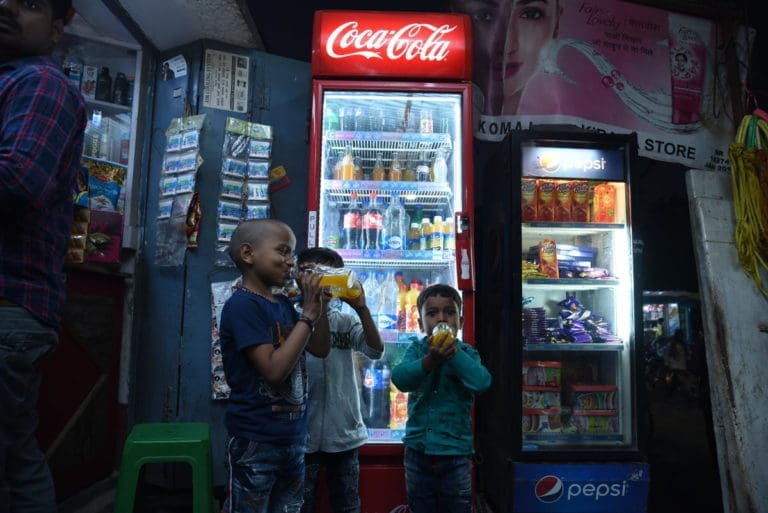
[391,284,491,513]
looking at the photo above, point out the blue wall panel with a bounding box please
[133,39,310,486]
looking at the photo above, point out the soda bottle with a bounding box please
[432,147,449,183]
[369,108,385,132]
[371,152,386,181]
[419,108,433,134]
[431,215,444,250]
[354,106,367,131]
[416,151,430,182]
[361,359,391,429]
[322,201,342,249]
[340,106,355,131]
[342,193,362,249]
[389,152,403,181]
[407,222,421,250]
[402,157,417,182]
[331,149,343,179]
[362,272,381,323]
[362,195,383,250]
[419,217,432,251]
[324,105,340,131]
[340,145,355,181]
[378,271,400,331]
[353,157,364,181]
[383,194,407,250]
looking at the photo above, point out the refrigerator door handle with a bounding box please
[455,212,474,291]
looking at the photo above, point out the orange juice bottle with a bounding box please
[353,157,364,180]
[431,215,443,250]
[419,217,432,250]
[389,151,403,181]
[371,152,386,181]
[402,157,417,182]
[331,149,343,180]
[340,145,355,181]
[443,216,455,251]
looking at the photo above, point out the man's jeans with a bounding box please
[404,447,472,513]
[223,436,305,513]
[302,448,360,513]
[0,307,58,513]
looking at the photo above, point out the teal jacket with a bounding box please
[391,336,491,455]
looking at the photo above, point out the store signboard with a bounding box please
[311,10,472,80]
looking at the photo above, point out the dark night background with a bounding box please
[247,0,763,294]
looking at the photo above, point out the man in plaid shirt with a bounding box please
[1,0,86,510]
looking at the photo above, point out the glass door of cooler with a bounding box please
[317,88,465,443]
[518,140,637,453]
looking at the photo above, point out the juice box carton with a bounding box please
[554,180,572,222]
[538,239,559,278]
[571,181,590,222]
[521,178,538,222]
[536,179,556,221]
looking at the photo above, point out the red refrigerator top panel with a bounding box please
[311,10,473,81]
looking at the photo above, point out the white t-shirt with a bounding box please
[305,307,383,453]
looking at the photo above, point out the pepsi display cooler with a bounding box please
[474,130,650,512]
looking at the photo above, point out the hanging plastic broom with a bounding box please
[728,113,768,298]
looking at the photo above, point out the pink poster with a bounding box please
[451,0,742,170]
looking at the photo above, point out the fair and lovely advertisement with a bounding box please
[453,0,744,171]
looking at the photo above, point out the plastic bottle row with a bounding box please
[328,147,448,183]
[324,104,450,134]
[322,194,455,251]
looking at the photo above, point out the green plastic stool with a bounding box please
[114,422,215,513]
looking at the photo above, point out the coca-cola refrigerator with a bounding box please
[474,130,650,513]
[307,10,475,513]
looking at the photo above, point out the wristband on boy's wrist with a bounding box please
[298,314,317,331]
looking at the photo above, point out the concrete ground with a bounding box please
[58,382,723,513]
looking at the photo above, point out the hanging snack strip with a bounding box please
[214,117,273,266]
[155,114,206,266]
[729,114,768,299]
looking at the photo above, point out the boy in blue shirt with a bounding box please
[391,284,491,513]
[220,219,329,513]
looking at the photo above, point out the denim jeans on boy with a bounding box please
[302,448,360,513]
[404,447,472,513]
[223,435,305,513]
[0,306,58,513]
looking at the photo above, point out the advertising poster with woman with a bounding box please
[451,0,746,170]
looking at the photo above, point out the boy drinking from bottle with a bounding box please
[219,219,328,513]
[391,284,491,513]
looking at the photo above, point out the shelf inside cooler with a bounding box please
[523,278,620,289]
[344,257,453,270]
[523,343,625,352]
[322,179,452,209]
[523,222,625,234]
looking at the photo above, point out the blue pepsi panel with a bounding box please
[521,145,626,181]
[512,462,650,513]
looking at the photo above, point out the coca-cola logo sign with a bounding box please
[325,21,456,62]
[312,11,471,80]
